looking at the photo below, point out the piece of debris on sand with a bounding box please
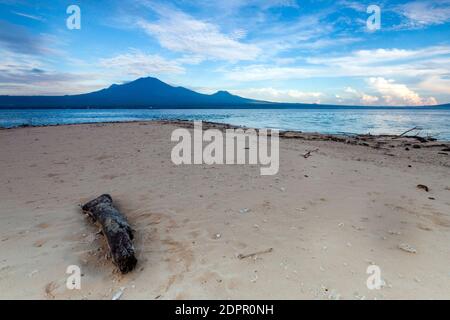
[416,184,429,192]
[303,148,319,159]
[112,287,126,300]
[398,243,417,254]
[238,248,273,260]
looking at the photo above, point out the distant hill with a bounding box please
[0,77,262,108]
[0,76,449,109]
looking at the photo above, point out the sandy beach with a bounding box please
[0,120,449,300]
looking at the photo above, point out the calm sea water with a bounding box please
[1,108,450,140]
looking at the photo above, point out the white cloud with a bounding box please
[229,87,323,103]
[99,50,185,77]
[343,86,379,105]
[136,5,260,61]
[0,49,105,95]
[251,12,337,56]
[292,37,361,50]
[225,65,318,81]
[344,87,358,95]
[219,0,299,11]
[361,94,379,104]
[0,48,165,95]
[191,0,298,13]
[338,0,367,12]
[307,46,450,66]
[336,81,438,106]
[12,11,45,22]
[0,80,105,96]
[225,46,450,82]
[396,0,450,28]
[418,75,450,94]
[367,77,437,106]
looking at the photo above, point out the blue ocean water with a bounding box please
[1,108,449,140]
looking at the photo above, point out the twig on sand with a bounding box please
[238,248,273,260]
[303,148,319,158]
[397,126,422,137]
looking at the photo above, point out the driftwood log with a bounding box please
[81,194,137,273]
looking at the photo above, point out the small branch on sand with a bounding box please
[397,126,422,138]
[303,148,319,159]
[238,248,273,260]
[81,194,137,273]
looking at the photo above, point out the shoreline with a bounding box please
[1,120,449,299]
[3,118,450,142]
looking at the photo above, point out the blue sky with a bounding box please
[1,0,450,105]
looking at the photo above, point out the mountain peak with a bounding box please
[212,90,233,96]
[106,77,163,89]
[129,76,168,85]
[134,76,161,82]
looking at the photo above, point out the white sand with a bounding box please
[0,121,449,299]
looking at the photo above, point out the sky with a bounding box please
[0,0,450,106]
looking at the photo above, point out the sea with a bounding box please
[1,107,449,140]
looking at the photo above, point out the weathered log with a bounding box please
[81,194,137,273]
